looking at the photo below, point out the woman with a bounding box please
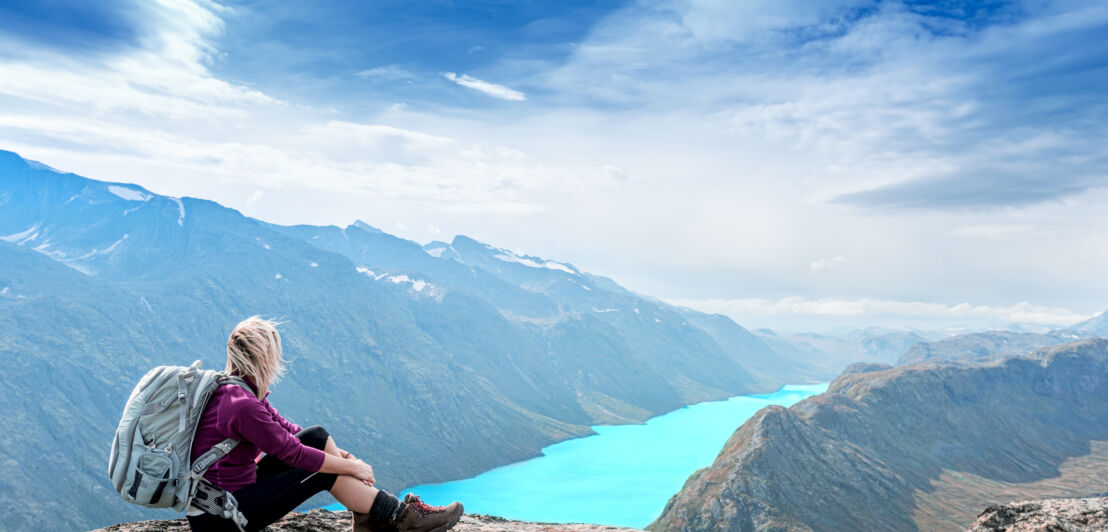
[188,316,463,532]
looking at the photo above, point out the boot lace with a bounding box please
[408,495,445,514]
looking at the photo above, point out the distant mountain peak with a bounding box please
[423,240,460,261]
[450,234,580,275]
[1071,310,1108,334]
[350,220,383,233]
[1,149,67,175]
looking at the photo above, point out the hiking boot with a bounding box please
[393,493,463,532]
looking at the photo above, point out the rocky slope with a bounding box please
[92,509,643,532]
[969,496,1108,531]
[650,339,1108,531]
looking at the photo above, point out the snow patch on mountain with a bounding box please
[1,223,41,244]
[388,274,430,292]
[354,266,433,293]
[492,250,578,274]
[108,186,151,202]
[424,241,460,261]
[171,197,185,225]
[60,235,130,263]
[356,266,386,280]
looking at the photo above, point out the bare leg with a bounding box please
[324,436,380,514]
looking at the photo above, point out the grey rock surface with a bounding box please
[969,496,1108,531]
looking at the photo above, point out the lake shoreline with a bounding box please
[318,382,829,528]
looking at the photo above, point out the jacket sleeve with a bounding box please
[223,390,325,472]
[263,397,303,436]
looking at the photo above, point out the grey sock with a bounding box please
[368,490,406,522]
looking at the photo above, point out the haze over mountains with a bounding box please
[0,150,838,530]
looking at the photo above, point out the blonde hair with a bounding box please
[225,316,286,399]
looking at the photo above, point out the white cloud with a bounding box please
[667,296,1093,332]
[810,256,845,272]
[3,0,1108,330]
[442,72,526,101]
[0,1,278,119]
[355,65,414,81]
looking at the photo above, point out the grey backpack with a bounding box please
[108,360,252,529]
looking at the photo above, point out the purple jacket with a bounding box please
[190,377,326,492]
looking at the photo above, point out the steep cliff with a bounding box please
[651,339,1108,531]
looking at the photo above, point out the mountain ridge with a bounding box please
[651,338,1108,531]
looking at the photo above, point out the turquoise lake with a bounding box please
[323,383,828,528]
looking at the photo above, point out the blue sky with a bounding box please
[1,0,1106,332]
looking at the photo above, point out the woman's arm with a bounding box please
[319,453,376,485]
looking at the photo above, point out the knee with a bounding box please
[297,425,330,450]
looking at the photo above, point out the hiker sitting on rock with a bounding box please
[188,316,463,532]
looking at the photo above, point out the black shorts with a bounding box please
[187,426,338,532]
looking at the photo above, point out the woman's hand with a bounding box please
[319,452,374,485]
[348,457,375,486]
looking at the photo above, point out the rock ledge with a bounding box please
[93,509,643,532]
[969,496,1108,531]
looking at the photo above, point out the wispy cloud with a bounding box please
[831,169,1106,210]
[442,72,526,101]
[667,296,1093,332]
[354,65,414,82]
[810,256,845,273]
[0,0,278,118]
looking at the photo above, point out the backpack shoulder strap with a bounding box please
[217,374,255,396]
[190,438,239,477]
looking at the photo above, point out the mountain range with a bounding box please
[6,149,1104,531]
[0,150,830,530]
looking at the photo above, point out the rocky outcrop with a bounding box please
[651,339,1108,532]
[92,509,643,532]
[969,496,1108,531]
[840,361,892,374]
